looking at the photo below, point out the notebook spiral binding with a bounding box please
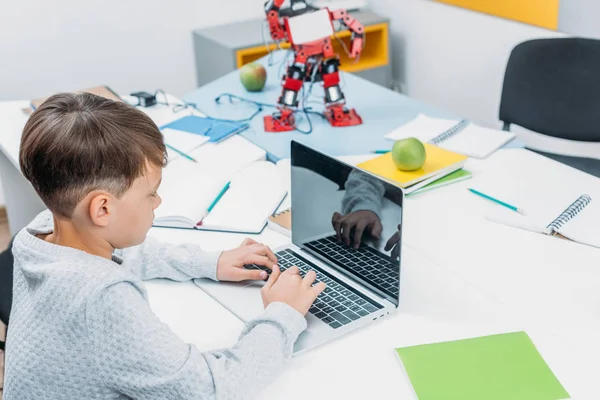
[429,119,470,145]
[547,194,592,231]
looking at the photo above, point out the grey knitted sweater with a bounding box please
[4,210,307,399]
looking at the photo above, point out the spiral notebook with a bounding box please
[487,192,600,249]
[385,114,515,159]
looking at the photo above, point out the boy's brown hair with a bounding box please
[20,92,167,218]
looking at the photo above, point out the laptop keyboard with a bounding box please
[246,249,383,329]
[304,235,399,297]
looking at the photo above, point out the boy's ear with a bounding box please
[88,192,112,227]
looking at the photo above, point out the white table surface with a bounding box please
[145,227,597,399]
[145,147,600,398]
[2,99,599,398]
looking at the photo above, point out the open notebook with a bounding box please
[154,160,287,234]
[153,135,288,233]
[486,192,600,249]
[197,161,287,233]
[385,114,515,159]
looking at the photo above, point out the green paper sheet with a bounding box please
[395,331,570,400]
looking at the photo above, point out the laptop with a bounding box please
[194,141,403,354]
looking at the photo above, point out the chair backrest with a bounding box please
[0,239,14,326]
[499,38,600,142]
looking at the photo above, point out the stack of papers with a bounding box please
[357,144,469,195]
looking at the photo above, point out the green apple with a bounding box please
[391,137,426,171]
[239,62,267,92]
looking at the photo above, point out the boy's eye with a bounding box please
[150,192,157,198]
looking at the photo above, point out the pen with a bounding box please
[207,181,230,213]
[165,143,197,163]
[468,188,526,215]
[374,150,390,154]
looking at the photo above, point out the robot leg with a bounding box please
[264,63,305,132]
[321,58,362,127]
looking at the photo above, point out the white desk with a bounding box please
[145,226,596,399]
[401,149,600,341]
[1,100,599,397]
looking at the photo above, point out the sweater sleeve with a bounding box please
[115,236,222,281]
[86,281,306,400]
[341,169,385,217]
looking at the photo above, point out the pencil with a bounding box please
[468,188,526,215]
[165,143,197,163]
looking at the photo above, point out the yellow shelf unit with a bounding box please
[235,22,389,74]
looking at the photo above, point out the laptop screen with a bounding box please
[290,141,403,307]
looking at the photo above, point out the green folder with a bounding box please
[406,169,472,196]
[395,331,570,400]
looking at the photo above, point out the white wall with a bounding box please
[0,0,272,206]
[559,0,600,38]
[370,0,567,129]
[0,0,269,101]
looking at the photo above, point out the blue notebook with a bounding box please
[160,115,248,143]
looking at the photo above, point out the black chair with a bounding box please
[0,239,14,351]
[499,37,600,178]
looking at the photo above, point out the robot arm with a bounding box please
[264,0,287,41]
[330,9,365,58]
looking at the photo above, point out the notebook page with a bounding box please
[556,197,600,248]
[163,128,209,162]
[202,162,287,233]
[384,114,459,142]
[478,176,585,233]
[441,124,515,159]
[155,159,227,226]
[154,135,266,228]
[162,128,209,154]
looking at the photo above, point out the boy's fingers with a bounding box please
[261,245,278,265]
[302,270,317,287]
[246,254,274,269]
[341,220,353,246]
[353,219,368,249]
[242,238,258,246]
[251,244,278,266]
[332,213,343,241]
[371,221,383,240]
[237,268,269,281]
[311,282,326,297]
[285,266,300,276]
[384,232,400,251]
[263,264,281,290]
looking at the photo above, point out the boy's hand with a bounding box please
[217,238,278,282]
[261,265,326,315]
[332,210,383,249]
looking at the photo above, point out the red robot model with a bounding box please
[263,0,365,132]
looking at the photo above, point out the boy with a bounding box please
[4,93,325,399]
